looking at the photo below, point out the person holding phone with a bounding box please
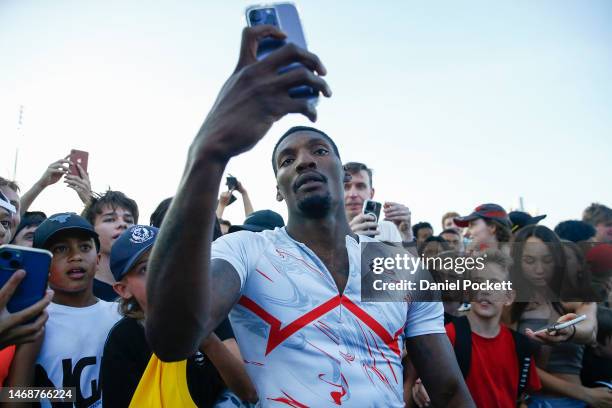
[216,177,254,220]
[18,156,93,215]
[508,225,607,407]
[146,24,473,407]
[342,161,412,243]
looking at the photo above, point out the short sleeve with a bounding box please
[404,301,445,338]
[211,231,262,292]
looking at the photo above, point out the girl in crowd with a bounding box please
[508,225,609,408]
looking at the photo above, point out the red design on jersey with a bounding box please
[275,249,327,279]
[255,268,274,282]
[237,295,403,356]
[318,373,349,405]
[267,391,309,408]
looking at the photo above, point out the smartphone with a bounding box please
[594,381,612,390]
[246,3,317,100]
[0,245,51,314]
[226,175,238,191]
[363,200,382,223]
[533,314,587,335]
[69,149,89,177]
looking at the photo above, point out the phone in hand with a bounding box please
[0,245,51,314]
[363,200,382,223]
[533,314,587,335]
[69,149,89,177]
[226,175,238,191]
[246,3,318,100]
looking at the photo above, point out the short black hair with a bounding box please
[554,220,596,243]
[343,162,373,188]
[412,222,433,238]
[271,126,341,174]
[82,190,139,225]
[440,228,460,237]
[150,197,173,228]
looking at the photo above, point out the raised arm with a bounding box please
[145,25,331,361]
[406,334,475,407]
[20,158,69,214]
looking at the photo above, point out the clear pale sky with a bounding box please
[1,0,610,231]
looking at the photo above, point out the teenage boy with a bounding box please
[10,211,47,247]
[9,213,120,407]
[82,191,138,301]
[411,249,541,407]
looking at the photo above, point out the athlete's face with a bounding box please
[274,131,343,219]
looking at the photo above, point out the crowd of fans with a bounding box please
[0,24,611,408]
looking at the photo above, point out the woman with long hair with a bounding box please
[508,225,605,407]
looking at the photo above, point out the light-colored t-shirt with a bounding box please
[35,300,121,408]
[212,227,444,407]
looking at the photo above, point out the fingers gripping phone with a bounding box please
[69,149,89,177]
[363,200,382,223]
[533,314,587,335]
[225,175,238,205]
[246,3,318,100]
[0,245,51,313]
[362,200,382,238]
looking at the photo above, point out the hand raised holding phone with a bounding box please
[191,23,331,163]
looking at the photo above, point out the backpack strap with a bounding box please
[452,316,472,379]
[511,329,535,400]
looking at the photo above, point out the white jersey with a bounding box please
[212,227,444,407]
[35,300,121,408]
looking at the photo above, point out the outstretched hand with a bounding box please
[192,25,331,163]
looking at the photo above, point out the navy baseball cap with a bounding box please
[454,203,511,228]
[509,211,547,233]
[110,225,158,281]
[33,212,100,250]
[228,210,285,233]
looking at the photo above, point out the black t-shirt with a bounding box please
[93,279,119,302]
[101,317,234,407]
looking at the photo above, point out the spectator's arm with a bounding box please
[216,191,232,219]
[20,159,69,214]
[64,163,93,206]
[536,367,612,406]
[200,335,258,404]
[235,181,254,217]
[406,333,475,407]
[525,302,597,345]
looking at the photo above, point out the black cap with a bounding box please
[454,203,511,228]
[33,212,100,250]
[13,211,47,239]
[228,210,285,233]
[509,211,546,233]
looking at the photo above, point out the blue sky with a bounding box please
[1,0,610,231]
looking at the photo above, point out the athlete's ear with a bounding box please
[276,186,284,202]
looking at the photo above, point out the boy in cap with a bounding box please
[10,211,47,247]
[102,225,256,407]
[9,212,120,407]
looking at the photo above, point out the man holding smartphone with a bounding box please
[343,161,412,243]
[146,25,474,407]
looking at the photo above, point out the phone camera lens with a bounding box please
[1,252,11,260]
[249,10,262,23]
[9,260,21,269]
[265,13,277,26]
